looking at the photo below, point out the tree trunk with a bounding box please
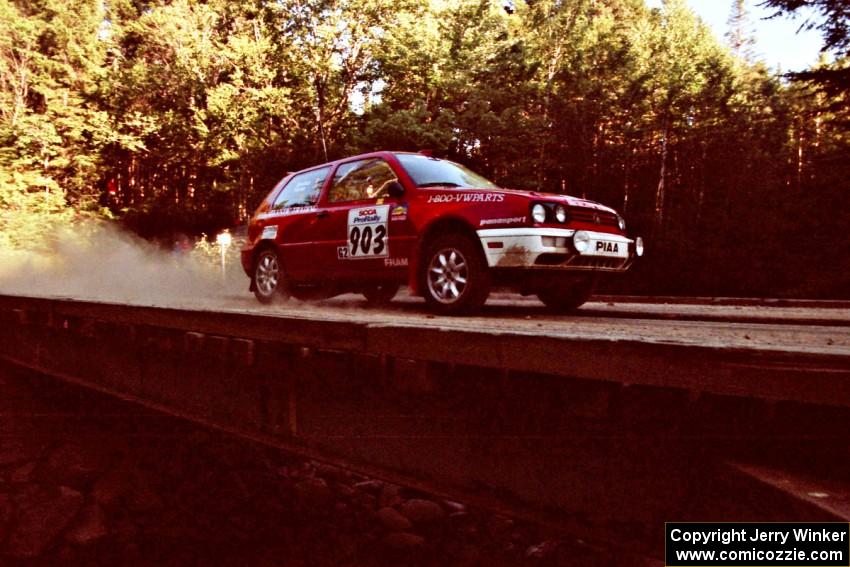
[654,115,669,232]
[315,77,329,162]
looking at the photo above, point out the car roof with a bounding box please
[290,151,431,175]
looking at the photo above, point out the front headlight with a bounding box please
[554,205,567,223]
[635,236,644,257]
[531,203,547,223]
[573,230,590,253]
[617,215,626,231]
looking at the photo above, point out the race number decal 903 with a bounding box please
[347,205,389,259]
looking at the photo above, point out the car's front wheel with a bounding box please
[253,248,290,304]
[420,234,490,314]
[536,276,595,313]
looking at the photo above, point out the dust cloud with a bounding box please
[0,222,247,308]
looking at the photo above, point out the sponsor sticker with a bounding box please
[595,241,619,254]
[390,203,408,221]
[258,206,318,219]
[427,193,505,204]
[260,225,278,240]
[384,257,409,267]
[479,216,526,226]
[346,205,390,259]
[564,196,611,212]
[583,238,628,258]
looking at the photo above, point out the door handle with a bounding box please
[316,210,329,219]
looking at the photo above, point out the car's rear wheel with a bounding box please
[253,248,290,304]
[362,282,400,305]
[536,276,595,312]
[420,234,490,314]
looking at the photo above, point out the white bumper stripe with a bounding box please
[476,228,633,268]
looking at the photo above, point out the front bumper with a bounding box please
[476,228,637,272]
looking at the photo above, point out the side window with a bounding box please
[272,167,330,210]
[328,159,398,203]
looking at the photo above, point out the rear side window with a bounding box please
[328,159,398,203]
[272,166,330,210]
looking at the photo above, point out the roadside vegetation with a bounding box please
[1,0,848,297]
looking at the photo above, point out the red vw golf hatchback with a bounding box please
[241,151,643,314]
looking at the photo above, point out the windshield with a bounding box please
[395,154,499,189]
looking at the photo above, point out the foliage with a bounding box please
[0,0,847,297]
[761,0,850,98]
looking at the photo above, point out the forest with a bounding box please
[1,0,848,297]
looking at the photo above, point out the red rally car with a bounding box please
[241,151,644,314]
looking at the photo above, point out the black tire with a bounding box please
[252,248,290,304]
[536,277,595,312]
[362,282,400,305]
[420,233,490,315]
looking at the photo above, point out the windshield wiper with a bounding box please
[418,182,460,188]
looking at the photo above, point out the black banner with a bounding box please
[666,523,850,566]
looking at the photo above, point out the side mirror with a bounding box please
[387,181,405,198]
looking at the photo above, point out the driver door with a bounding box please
[314,157,413,280]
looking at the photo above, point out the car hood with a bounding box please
[467,187,620,215]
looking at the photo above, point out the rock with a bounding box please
[0,493,12,544]
[0,440,42,467]
[7,486,83,558]
[442,500,466,514]
[294,477,332,509]
[447,510,474,530]
[353,480,383,493]
[335,534,358,559]
[457,544,481,566]
[378,484,403,508]
[487,515,514,538]
[334,483,355,499]
[92,468,129,507]
[382,532,425,550]
[399,499,445,525]
[113,517,139,544]
[525,540,561,560]
[11,461,36,484]
[287,462,314,480]
[126,481,164,514]
[376,507,412,532]
[357,493,377,511]
[39,442,108,489]
[64,503,108,546]
[311,461,348,482]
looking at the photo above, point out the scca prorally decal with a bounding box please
[351,207,381,225]
[427,193,505,204]
[479,216,526,226]
[384,257,408,267]
[346,204,389,259]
